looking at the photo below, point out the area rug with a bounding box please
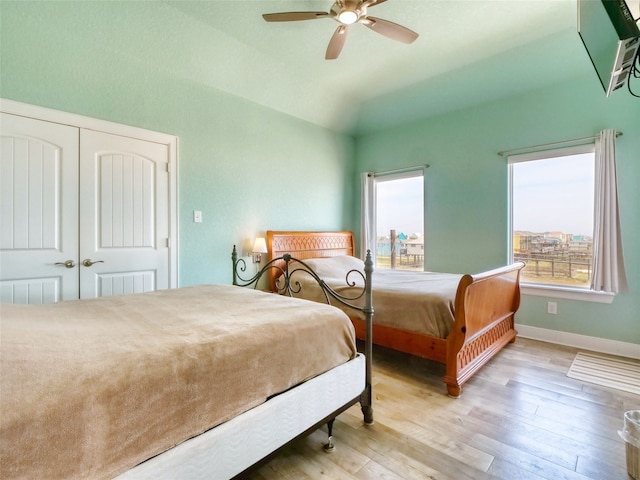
[567,352,640,395]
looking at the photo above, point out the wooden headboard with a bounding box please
[265,231,355,292]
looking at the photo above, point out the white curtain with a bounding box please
[360,172,376,263]
[591,129,628,293]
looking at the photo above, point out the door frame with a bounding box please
[0,98,179,288]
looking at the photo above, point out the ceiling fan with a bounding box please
[262,0,419,60]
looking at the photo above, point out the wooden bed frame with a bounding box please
[266,230,524,397]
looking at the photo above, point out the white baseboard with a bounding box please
[515,324,640,360]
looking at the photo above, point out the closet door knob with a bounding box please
[82,259,104,267]
[54,260,76,268]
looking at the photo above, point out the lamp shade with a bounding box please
[252,237,268,254]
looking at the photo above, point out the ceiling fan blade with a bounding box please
[262,12,328,22]
[364,0,388,6]
[362,16,418,44]
[326,25,349,60]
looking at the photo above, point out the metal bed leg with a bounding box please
[360,387,374,425]
[362,250,374,426]
[323,419,335,453]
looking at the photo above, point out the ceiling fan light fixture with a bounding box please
[337,10,358,25]
[262,0,419,59]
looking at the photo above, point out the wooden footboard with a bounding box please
[351,263,524,397]
[443,262,524,397]
[266,230,524,397]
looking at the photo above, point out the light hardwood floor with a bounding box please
[246,338,639,479]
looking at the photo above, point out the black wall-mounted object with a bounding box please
[578,0,640,96]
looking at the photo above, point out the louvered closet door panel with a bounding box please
[79,129,169,299]
[0,113,79,303]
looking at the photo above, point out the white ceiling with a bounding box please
[138,0,631,134]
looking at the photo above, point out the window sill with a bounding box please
[521,284,615,304]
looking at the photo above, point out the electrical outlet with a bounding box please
[547,301,557,315]
[193,210,202,223]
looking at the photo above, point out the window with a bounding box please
[509,145,595,289]
[363,170,424,271]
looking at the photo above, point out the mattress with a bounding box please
[0,285,356,479]
[282,256,462,338]
[117,353,365,480]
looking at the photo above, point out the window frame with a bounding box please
[507,144,614,304]
[365,168,426,272]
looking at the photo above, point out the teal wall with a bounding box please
[353,76,639,344]
[0,1,355,286]
[1,1,638,343]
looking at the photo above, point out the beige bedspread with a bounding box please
[283,256,461,338]
[366,269,462,337]
[0,285,356,479]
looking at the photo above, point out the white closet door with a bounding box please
[0,113,80,304]
[79,129,170,299]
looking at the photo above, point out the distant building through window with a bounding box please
[373,171,424,271]
[509,145,595,288]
